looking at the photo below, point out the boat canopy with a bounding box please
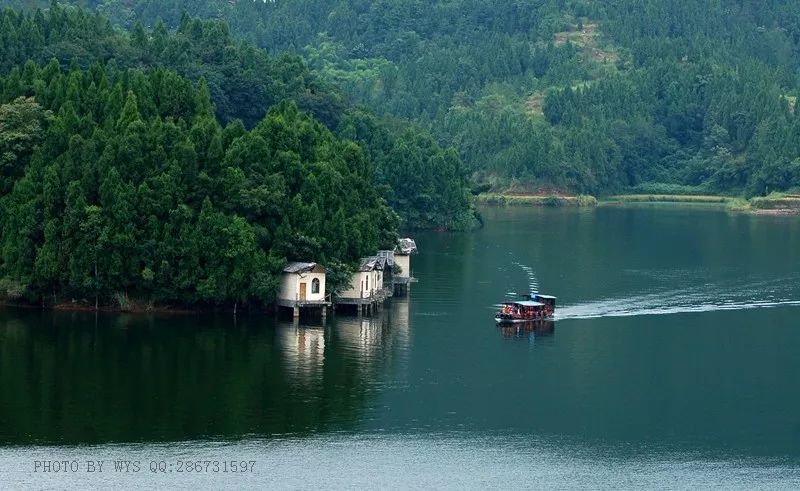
[507,301,545,307]
[535,294,557,300]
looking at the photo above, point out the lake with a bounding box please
[2,204,800,489]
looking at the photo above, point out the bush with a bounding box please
[542,195,564,207]
[0,277,26,300]
[471,183,493,195]
[626,182,710,196]
[726,198,751,211]
[114,292,131,312]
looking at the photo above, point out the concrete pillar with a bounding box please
[293,306,300,318]
[321,306,327,321]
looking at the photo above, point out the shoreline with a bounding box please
[605,194,800,215]
[475,192,800,215]
[0,300,262,316]
[474,193,598,207]
[603,194,732,204]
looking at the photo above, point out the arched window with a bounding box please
[311,278,320,294]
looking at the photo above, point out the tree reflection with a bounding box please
[0,303,411,445]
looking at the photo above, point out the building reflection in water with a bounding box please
[276,324,327,385]
[338,298,412,386]
[336,315,384,355]
[277,298,412,386]
[387,297,411,353]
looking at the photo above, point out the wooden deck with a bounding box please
[276,298,331,308]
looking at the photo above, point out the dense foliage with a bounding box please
[0,58,400,308]
[23,0,800,195]
[0,2,477,228]
[0,3,481,307]
[0,2,346,128]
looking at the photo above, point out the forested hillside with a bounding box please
[17,0,799,195]
[0,3,477,309]
[0,2,476,227]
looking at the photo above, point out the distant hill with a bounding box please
[2,0,799,196]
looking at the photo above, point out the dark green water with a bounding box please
[2,204,800,488]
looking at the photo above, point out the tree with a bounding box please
[0,96,50,193]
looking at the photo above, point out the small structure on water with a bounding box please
[278,262,331,319]
[392,238,418,295]
[337,256,389,315]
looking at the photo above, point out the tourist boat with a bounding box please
[495,294,556,323]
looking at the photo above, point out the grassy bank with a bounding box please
[475,194,598,207]
[605,192,800,215]
[748,193,800,214]
[477,191,800,215]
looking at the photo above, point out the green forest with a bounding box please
[5,0,799,195]
[0,3,475,309]
[1,0,800,308]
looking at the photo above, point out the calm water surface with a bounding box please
[2,204,800,488]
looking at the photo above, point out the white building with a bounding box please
[278,262,329,317]
[394,238,417,279]
[338,256,387,302]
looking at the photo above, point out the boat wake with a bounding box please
[511,262,539,295]
[557,299,800,320]
[557,278,800,320]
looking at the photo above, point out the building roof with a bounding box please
[377,250,395,266]
[283,262,323,274]
[396,238,418,255]
[358,256,386,272]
